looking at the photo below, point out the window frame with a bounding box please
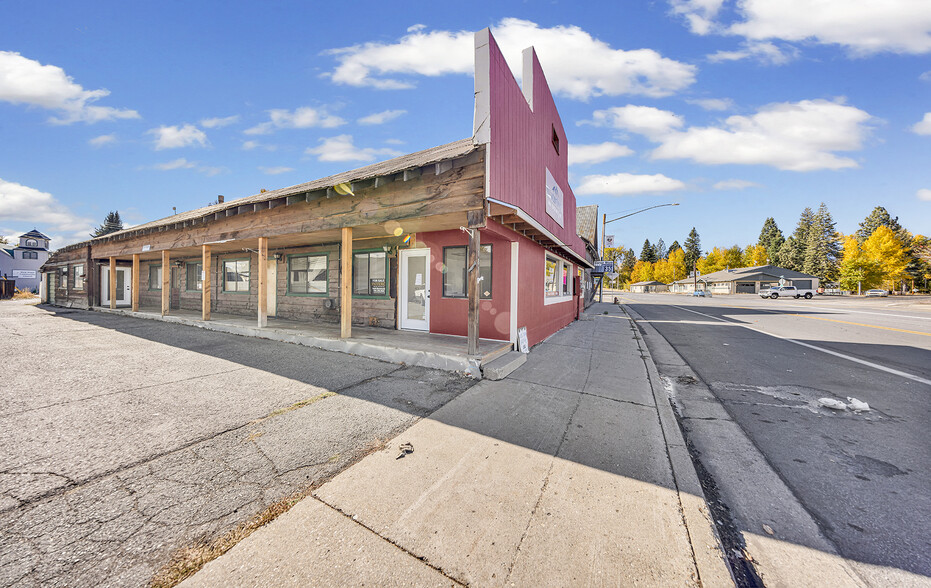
[73,264,85,291]
[222,257,251,294]
[21,251,39,260]
[148,264,162,291]
[352,249,390,299]
[442,244,492,299]
[185,261,203,292]
[543,253,574,305]
[287,252,330,297]
[551,124,560,155]
[25,239,38,247]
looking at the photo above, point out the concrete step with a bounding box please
[482,351,526,380]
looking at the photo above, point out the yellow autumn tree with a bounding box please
[838,234,883,291]
[861,225,908,289]
[653,258,672,283]
[744,244,768,266]
[696,247,726,275]
[630,260,654,283]
[667,248,688,281]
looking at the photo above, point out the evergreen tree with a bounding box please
[683,228,701,271]
[91,211,124,238]
[781,208,814,270]
[667,240,681,255]
[619,248,637,285]
[856,207,904,242]
[803,202,841,282]
[640,239,657,262]
[757,217,784,264]
[655,238,668,260]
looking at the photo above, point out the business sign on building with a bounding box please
[12,270,36,279]
[593,260,614,275]
[545,168,564,227]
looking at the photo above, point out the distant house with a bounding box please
[629,280,668,293]
[0,229,51,292]
[669,265,819,295]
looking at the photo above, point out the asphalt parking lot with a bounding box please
[0,301,474,587]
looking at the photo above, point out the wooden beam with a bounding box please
[403,168,421,182]
[108,257,116,309]
[257,237,268,328]
[161,250,170,316]
[202,244,211,321]
[131,254,140,311]
[435,161,453,175]
[467,227,480,356]
[374,176,394,188]
[340,227,352,339]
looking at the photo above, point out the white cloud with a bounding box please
[245,107,345,135]
[326,18,696,99]
[259,166,294,175]
[583,105,685,139]
[686,97,734,111]
[707,41,798,65]
[911,113,931,135]
[148,124,208,150]
[921,71,931,82]
[242,140,277,151]
[150,158,223,176]
[918,188,931,201]
[614,99,872,171]
[568,142,634,166]
[713,179,760,190]
[575,173,686,196]
[200,115,240,128]
[88,133,117,147]
[0,51,140,124]
[358,109,407,125]
[154,158,196,170]
[0,178,94,246]
[673,0,931,56]
[305,135,403,162]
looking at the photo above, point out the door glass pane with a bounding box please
[407,254,426,321]
[116,270,125,301]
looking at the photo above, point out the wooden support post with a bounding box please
[202,244,211,321]
[161,250,170,316]
[131,254,140,312]
[340,227,352,339]
[467,227,480,356]
[257,237,268,328]
[108,257,116,309]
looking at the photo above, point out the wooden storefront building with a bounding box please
[41,29,591,360]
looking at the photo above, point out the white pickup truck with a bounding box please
[759,285,814,299]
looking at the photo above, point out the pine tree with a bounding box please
[640,239,657,262]
[655,238,668,260]
[91,211,124,238]
[781,208,814,270]
[803,202,841,282]
[856,207,904,242]
[757,217,784,264]
[619,248,637,285]
[668,240,681,255]
[683,228,701,271]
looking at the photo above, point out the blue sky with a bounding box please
[1,0,929,253]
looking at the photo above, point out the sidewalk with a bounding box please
[179,303,732,587]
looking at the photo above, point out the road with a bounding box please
[619,292,931,586]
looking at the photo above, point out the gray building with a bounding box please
[630,280,668,293]
[669,265,819,295]
[0,229,51,292]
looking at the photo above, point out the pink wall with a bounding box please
[420,229,513,341]
[484,33,586,261]
[515,239,578,347]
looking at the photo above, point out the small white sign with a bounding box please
[605,235,615,248]
[517,326,529,354]
[415,273,423,286]
[12,270,36,279]
[544,168,564,227]
[142,245,151,252]
[201,271,206,281]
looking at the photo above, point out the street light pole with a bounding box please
[598,202,679,302]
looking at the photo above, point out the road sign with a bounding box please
[593,260,614,274]
[607,272,619,280]
[605,235,615,248]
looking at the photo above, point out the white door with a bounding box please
[266,259,277,317]
[101,266,131,307]
[399,249,430,331]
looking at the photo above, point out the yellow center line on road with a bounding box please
[786,314,931,337]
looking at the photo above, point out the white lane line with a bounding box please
[670,305,931,387]
[734,302,931,322]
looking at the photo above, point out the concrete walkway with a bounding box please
[180,303,732,587]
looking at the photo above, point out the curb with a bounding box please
[622,303,736,587]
